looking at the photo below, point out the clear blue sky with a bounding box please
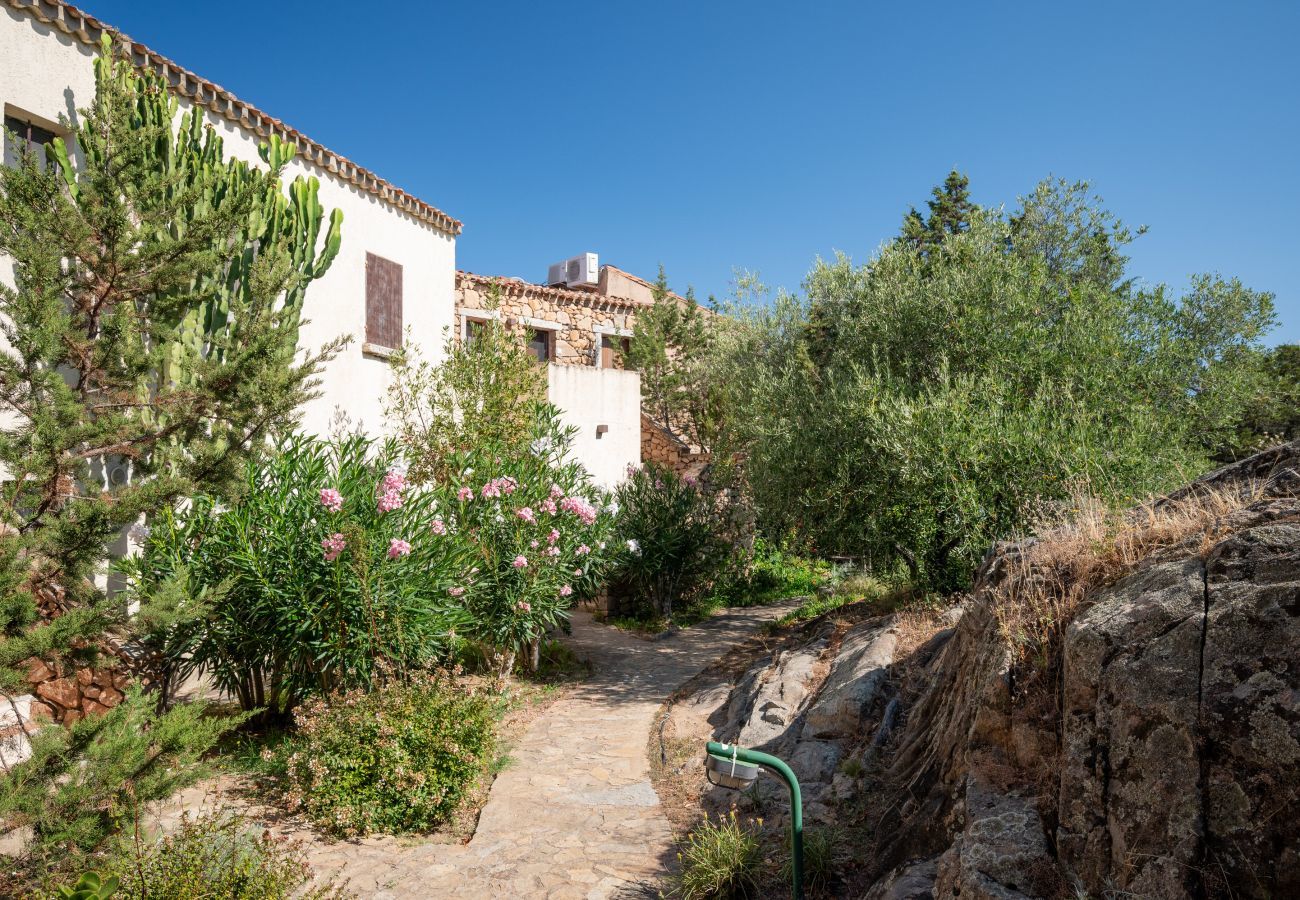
[86,0,1299,344]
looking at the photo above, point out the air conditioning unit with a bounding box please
[547,252,599,289]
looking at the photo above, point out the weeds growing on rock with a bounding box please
[995,479,1263,673]
[784,826,840,896]
[671,811,762,899]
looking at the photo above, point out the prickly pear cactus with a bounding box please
[52,34,343,414]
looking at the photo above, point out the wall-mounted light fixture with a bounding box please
[595,424,609,439]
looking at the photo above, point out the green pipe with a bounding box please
[706,740,803,900]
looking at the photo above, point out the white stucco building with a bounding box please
[0,0,645,484]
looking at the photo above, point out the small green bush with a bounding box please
[103,812,344,899]
[672,812,761,899]
[785,827,839,895]
[612,462,729,620]
[0,690,239,871]
[282,675,495,836]
[708,539,828,608]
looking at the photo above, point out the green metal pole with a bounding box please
[707,741,803,900]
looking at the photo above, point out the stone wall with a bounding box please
[455,272,640,368]
[640,414,709,480]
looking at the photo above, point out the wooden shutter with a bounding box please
[601,335,615,368]
[365,253,403,348]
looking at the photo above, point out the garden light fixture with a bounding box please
[705,740,804,900]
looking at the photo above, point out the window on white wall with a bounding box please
[364,252,403,351]
[4,110,59,169]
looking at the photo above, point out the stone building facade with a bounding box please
[455,268,710,482]
[455,269,643,369]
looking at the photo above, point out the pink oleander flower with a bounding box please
[516,506,536,524]
[684,474,698,487]
[431,518,447,535]
[377,489,404,513]
[546,546,560,558]
[530,540,539,549]
[576,544,591,555]
[381,470,407,494]
[547,528,560,545]
[500,476,518,495]
[321,532,346,562]
[625,462,639,476]
[481,480,502,499]
[549,483,564,499]
[319,488,343,513]
[540,497,558,515]
[457,486,474,502]
[655,479,665,489]
[512,555,528,569]
[449,586,466,597]
[387,538,411,559]
[559,495,597,526]
[516,600,531,612]
[574,568,583,576]
[559,584,573,597]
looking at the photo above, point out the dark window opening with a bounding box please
[4,114,58,167]
[526,328,553,363]
[601,334,631,368]
[465,318,487,345]
[365,252,403,350]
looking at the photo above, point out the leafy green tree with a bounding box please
[623,266,717,450]
[715,178,1275,590]
[0,38,342,870]
[383,287,544,485]
[1223,343,1300,458]
[900,169,976,252]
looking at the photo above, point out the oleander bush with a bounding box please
[281,674,495,836]
[430,410,617,675]
[387,315,617,675]
[611,462,730,620]
[117,436,474,713]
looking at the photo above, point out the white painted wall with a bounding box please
[0,7,455,440]
[548,364,641,489]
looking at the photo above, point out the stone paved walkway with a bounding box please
[163,603,793,898]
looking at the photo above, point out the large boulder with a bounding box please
[1057,558,1208,897]
[860,440,1300,899]
[801,622,897,740]
[735,639,827,750]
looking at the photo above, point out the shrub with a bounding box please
[95,811,345,899]
[708,538,827,608]
[386,313,617,675]
[281,675,495,836]
[785,827,839,896]
[0,690,238,872]
[672,812,762,899]
[117,436,473,712]
[612,462,729,620]
[427,407,617,675]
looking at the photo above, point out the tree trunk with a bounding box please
[495,649,516,680]
[527,636,541,674]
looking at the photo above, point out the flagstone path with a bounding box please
[163,602,795,898]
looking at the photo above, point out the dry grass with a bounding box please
[994,479,1264,670]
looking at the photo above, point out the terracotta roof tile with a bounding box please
[456,271,653,311]
[4,0,463,236]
